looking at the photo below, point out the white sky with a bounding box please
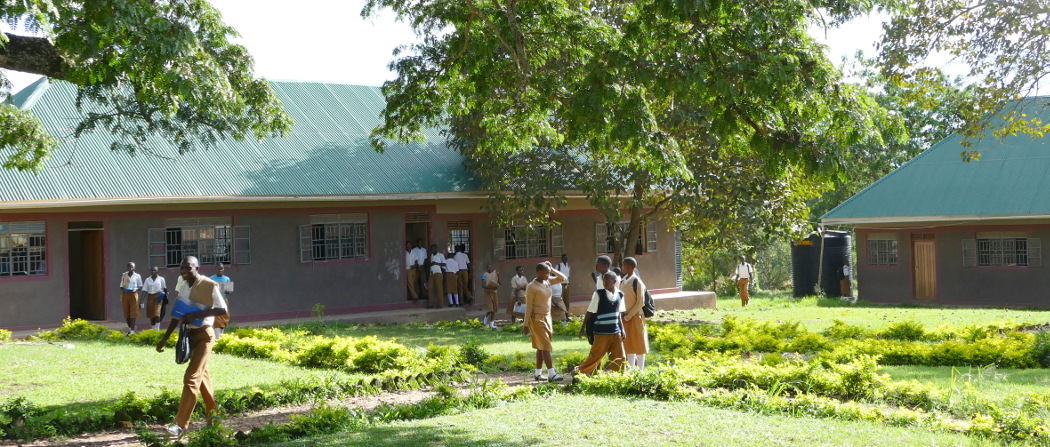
[4,1,889,92]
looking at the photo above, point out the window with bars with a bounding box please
[595,221,653,254]
[977,238,1029,266]
[495,226,549,260]
[149,218,249,268]
[866,234,898,266]
[447,221,471,253]
[299,214,369,262]
[0,221,46,277]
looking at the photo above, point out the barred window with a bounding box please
[149,218,249,268]
[867,234,898,266]
[0,221,46,277]
[447,221,471,253]
[977,238,1028,266]
[299,214,369,262]
[596,221,647,254]
[503,226,549,260]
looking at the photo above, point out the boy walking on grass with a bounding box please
[575,271,626,375]
[524,261,567,382]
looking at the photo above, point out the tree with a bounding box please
[880,0,1050,160]
[0,0,292,172]
[366,0,898,264]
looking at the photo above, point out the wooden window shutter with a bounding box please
[595,223,607,255]
[233,225,251,265]
[1029,238,1042,267]
[962,239,977,267]
[551,225,564,256]
[646,221,658,252]
[492,227,506,261]
[299,225,313,263]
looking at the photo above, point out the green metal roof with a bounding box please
[822,97,1050,225]
[1,79,477,207]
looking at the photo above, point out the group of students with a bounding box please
[118,261,233,339]
[518,254,651,382]
[405,241,473,309]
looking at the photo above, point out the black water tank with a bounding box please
[820,231,852,297]
[791,233,821,297]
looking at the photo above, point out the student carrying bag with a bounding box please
[175,324,192,364]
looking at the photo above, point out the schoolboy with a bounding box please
[575,271,626,375]
[523,261,567,382]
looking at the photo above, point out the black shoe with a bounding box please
[534,374,545,381]
[549,374,564,382]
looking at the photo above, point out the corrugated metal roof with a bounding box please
[822,97,1050,224]
[0,79,476,206]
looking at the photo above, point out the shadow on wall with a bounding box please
[241,140,478,197]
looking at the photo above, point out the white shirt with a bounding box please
[405,250,414,270]
[143,276,167,294]
[735,263,753,279]
[453,252,470,269]
[445,257,459,273]
[412,247,427,267]
[120,272,143,290]
[552,282,563,298]
[586,288,626,313]
[843,265,851,277]
[175,276,228,328]
[429,253,446,274]
[556,262,570,283]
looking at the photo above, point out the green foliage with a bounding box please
[52,317,108,340]
[880,320,928,341]
[555,351,588,373]
[0,328,10,342]
[823,320,869,340]
[571,368,695,401]
[460,337,490,367]
[0,0,293,173]
[1032,331,1050,368]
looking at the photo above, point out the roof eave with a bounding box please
[821,214,1050,226]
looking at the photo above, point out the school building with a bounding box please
[821,97,1050,307]
[0,78,688,330]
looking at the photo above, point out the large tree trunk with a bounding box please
[0,33,69,79]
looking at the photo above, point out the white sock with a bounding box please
[548,367,557,377]
[152,324,160,331]
[453,294,460,305]
[637,354,646,370]
[626,353,637,367]
[482,315,489,325]
[536,368,543,377]
[447,294,454,305]
[214,328,224,339]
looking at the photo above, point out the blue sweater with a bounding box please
[593,289,624,335]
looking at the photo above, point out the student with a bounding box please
[524,261,567,382]
[591,255,612,291]
[550,280,569,324]
[481,263,500,328]
[444,251,460,307]
[731,255,755,307]
[556,254,571,321]
[575,271,627,375]
[453,245,472,304]
[119,262,143,335]
[427,244,446,309]
[143,266,168,331]
[155,256,228,438]
[209,264,233,339]
[507,266,528,322]
[405,242,420,301]
[412,240,428,300]
[620,257,649,370]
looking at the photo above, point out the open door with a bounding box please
[913,239,937,300]
[68,222,105,320]
[405,213,430,301]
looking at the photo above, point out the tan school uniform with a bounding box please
[444,271,459,294]
[507,274,528,317]
[483,271,500,313]
[524,271,565,351]
[621,274,650,355]
[146,293,163,318]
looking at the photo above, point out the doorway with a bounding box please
[913,239,937,300]
[68,222,105,320]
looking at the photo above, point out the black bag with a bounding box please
[175,324,192,364]
[634,278,657,318]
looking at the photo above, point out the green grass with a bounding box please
[882,365,1050,395]
[661,290,1050,331]
[267,394,1024,447]
[291,322,593,359]
[0,340,360,408]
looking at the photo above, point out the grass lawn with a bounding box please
[882,365,1050,395]
[661,291,1050,331]
[289,322,593,359]
[0,340,360,408]
[269,394,1024,447]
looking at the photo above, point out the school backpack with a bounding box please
[633,277,656,318]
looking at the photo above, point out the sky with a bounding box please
[2,0,890,93]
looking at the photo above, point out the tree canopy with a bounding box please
[0,0,292,172]
[880,0,1050,160]
[366,0,898,261]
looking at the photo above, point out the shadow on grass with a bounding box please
[299,423,538,447]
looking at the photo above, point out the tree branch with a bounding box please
[0,33,69,79]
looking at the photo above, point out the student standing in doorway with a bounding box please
[119,262,143,335]
[444,251,461,307]
[427,244,446,309]
[143,266,168,331]
[413,240,428,300]
[731,255,754,307]
[209,264,233,339]
[453,245,472,304]
[405,242,420,301]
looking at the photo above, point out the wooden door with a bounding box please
[913,240,937,300]
[69,229,106,320]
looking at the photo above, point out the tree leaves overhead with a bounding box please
[0,0,292,172]
[880,0,1050,160]
[367,0,897,261]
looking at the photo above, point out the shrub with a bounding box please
[1031,330,1050,368]
[572,368,695,401]
[823,320,867,339]
[460,337,490,366]
[881,320,927,341]
[0,329,10,343]
[787,332,830,353]
[555,351,588,372]
[54,317,109,339]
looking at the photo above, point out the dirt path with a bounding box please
[5,372,541,447]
